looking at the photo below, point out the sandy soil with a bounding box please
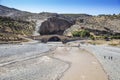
[87,40,120,47]
[0,42,109,80]
[53,46,108,80]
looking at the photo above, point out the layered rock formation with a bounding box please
[64,14,120,36]
[39,17,73,35]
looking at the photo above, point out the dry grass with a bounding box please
[87,39,120,46]
[87,40,107,45]
[108,40,120,46]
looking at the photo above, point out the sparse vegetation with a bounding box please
[110,35,120,39]
[72,30,90,38]
[98,14,120,19]
[62,14,92,18]
[72,29,120,41]
[0,16,35,35]
[90,35,95,40]
[87,39,120,46]
[0,16,35,42]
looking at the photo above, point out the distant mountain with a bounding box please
[0,5,91,23]
[61,14,92,19]
[0,5,32,19]
[0,5,92,21]
[0,5,62,21]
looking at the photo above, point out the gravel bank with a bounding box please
[0,43,56,66]
[82,44,120,80]
[0,56,69,80]
[0,42,69,80]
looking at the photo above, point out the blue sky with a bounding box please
[0,0,120,15]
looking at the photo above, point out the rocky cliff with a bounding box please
[39,17,73,35]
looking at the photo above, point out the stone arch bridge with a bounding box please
[30,35,69,43]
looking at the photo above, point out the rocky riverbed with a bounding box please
[81,44,120,80]
[0,42,69,80]
[0,41,119,80]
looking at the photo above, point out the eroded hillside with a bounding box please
[64,14,120,37]
[0,16,35,42]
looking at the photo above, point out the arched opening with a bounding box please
[48,36,61,42]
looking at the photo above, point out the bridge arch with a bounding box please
[48,36,61,42]
[33,35,68,43]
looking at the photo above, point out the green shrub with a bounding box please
[72,30,90,38]
[80,30,90,37]
[110,35,120,39]
[103,36,108,39]
[72,31,80,37]
[90,35,95,40]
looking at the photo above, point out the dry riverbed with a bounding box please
[82,44,120,80]
[0,42,109,80]
[53,44,108,80]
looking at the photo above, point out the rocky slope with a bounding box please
[0,5,66,36]
[0,16,35,42]
[64,14,120,37]
[0,5,34,20]
[0,5,120,38]
[0,5,61,21]
[0,5,61,23]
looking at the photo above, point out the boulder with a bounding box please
[39,17,73,35]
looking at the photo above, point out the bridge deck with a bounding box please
[31,35,69,43]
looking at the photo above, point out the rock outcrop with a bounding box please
[64,24,82,36]
[0,5,120,38]
[39,17,73,35]
[64,14,120,36]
